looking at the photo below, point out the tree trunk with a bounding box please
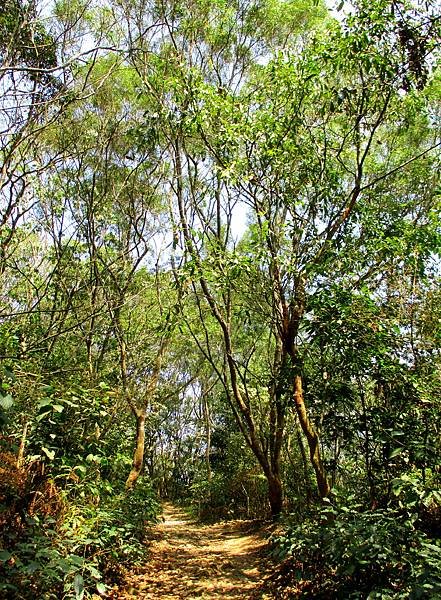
[296,425,313,503]
[267,473,283,517]
[202,392,212,482]
[125,410,146,490]
[293,374,330,498]
[17,421,29,469]
[123,337,168,491]
[174,140,286,519]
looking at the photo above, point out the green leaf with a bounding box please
[86,454,100,463]
[74,465,87,474]
[96,582,107,594]
[3,366,15,381]
[388,448,402,459]
[41,447,55,460]
[74,573,84,600]
[37,398,53,408]
[36,410,52,422]
[0,550,12,562]
[343,563,356,575]
[88,565,101,579]
[422,542,441,552]
[24,561,40,574]
[0,394,13,410]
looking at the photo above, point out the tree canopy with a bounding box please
[1,0,440,598]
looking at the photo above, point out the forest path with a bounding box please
[112,502,272,599]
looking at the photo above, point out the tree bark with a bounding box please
[17,421,29,469]
[296,424,313,503]
[293,374,330,498]
[125,410,146,490]
[124,337,168,490]
[267,473,283,517]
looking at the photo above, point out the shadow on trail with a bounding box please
[112,502,271,599]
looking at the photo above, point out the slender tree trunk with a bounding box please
[124,338,168,490]
[17,421,29,469]
[125,410,146,490]
[202,392,212,482]
[293,375,330,498]
[296,424,313,503]
[86,337,94,380]
[174,139,285,518]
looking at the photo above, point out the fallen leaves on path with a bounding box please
[110,503,274,599]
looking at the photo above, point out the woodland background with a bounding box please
[0,0,440,597]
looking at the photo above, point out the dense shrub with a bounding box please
[188,469,269,521]
[271,491,441,599]
[0,460,160,599]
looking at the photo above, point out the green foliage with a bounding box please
[0,0,57,88]
[189,469,268,521]
[0,477,160,599]
[0,0,440,596]
[272,491,441,598]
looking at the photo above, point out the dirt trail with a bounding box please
[113,503,272,599]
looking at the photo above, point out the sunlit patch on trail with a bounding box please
[111,502,271,599]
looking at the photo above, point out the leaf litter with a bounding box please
[109,503,274,599]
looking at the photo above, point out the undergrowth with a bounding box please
[270,477,441,599]
[0,451,160,599]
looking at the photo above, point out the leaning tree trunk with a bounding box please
[173,138,286,518]
[293,374,330,498]
[125,409,146,490]
[123,337,168,491]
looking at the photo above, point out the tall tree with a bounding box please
[169,0,440,507]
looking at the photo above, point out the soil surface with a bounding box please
[112,503,273,599]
